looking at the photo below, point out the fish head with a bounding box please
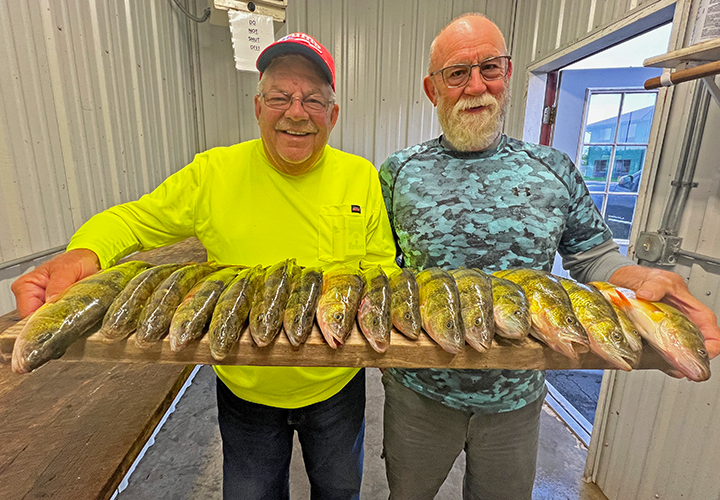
[249,308,271,345]
[586,321,639,370]
[284,303,305,336]
[613,305,644,352]
[358,298,378,327]
[393,301,422,337]
[390,270,422,338]
[249,300,284,346]
[424,307,464,354]
[358,298,391,352]
[667,345,711,382]
[658,313,711,382]
[534,306,589,358]
[11,324,63,374]
[494,301,531,339]
[316,299,351,343]
[627,300,711,381]
[462,310,493,349]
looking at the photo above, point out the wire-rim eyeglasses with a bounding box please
[259,91,335,113]
[430,56,511,88]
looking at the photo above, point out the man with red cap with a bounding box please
[12,33,397,500]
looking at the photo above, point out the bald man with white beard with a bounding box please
[378,13,720,500]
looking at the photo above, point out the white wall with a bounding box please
[0,0,199,313]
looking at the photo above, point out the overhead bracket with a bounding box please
[214,0,287,23]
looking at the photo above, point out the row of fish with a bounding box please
[10,260,710,381]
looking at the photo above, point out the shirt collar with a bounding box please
[438,134,506,157]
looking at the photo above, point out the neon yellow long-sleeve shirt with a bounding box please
[68,139,398,408]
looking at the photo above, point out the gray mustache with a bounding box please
[275,119,318,134]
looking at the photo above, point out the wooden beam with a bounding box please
[0,316,674,372]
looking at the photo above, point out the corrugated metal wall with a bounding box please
[0,0,519,313]
[0,0,198,313]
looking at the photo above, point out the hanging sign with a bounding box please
[691,0,720,44]
[228,10,275,72]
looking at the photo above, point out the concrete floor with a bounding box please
[115,366,608,500]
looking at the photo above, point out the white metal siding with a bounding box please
[0,0,198,313]
[0,0,678,307]
[0,0,518,312]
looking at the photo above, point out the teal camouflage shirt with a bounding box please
[378,134,613,413]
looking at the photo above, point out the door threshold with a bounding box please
[544,381,592,446]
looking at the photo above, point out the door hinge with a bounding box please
[542,105,557,125]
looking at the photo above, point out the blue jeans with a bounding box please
[216,369,366,500]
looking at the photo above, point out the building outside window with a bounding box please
[578,89,657,241]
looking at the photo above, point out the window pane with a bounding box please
[591,194,605,212]
[580,145,613,190]
[617,93,656,143]
[605,194,637,240]
[609,146,646,193]
[585,93,621,143]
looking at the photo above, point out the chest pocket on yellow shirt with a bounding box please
[317,205,366,263]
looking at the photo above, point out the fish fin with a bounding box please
[612,289,633,309]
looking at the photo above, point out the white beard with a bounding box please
[437,87,510,152]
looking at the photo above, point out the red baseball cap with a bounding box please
[256,33,336,91]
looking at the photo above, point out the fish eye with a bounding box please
[513,310,523,316]
[294,315,301,323]
[446,320,453,329]
[611,332,623,341]
[566,317,575,325]
[404,312,411,320]
[334,312,344,321]
[474,318,482,327]
[698,348,708,357]
[373,317,380,326]
[37,332,53,344]
[256,313,264,322]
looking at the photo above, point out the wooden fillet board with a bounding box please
[0,316,674,370]
[0,238,674,372]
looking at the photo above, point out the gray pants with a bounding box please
[382,372,544,500]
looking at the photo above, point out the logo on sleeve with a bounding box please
[351,205,361,214]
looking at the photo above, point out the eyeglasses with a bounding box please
[430,56,511,88]
[259,91,334,113]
